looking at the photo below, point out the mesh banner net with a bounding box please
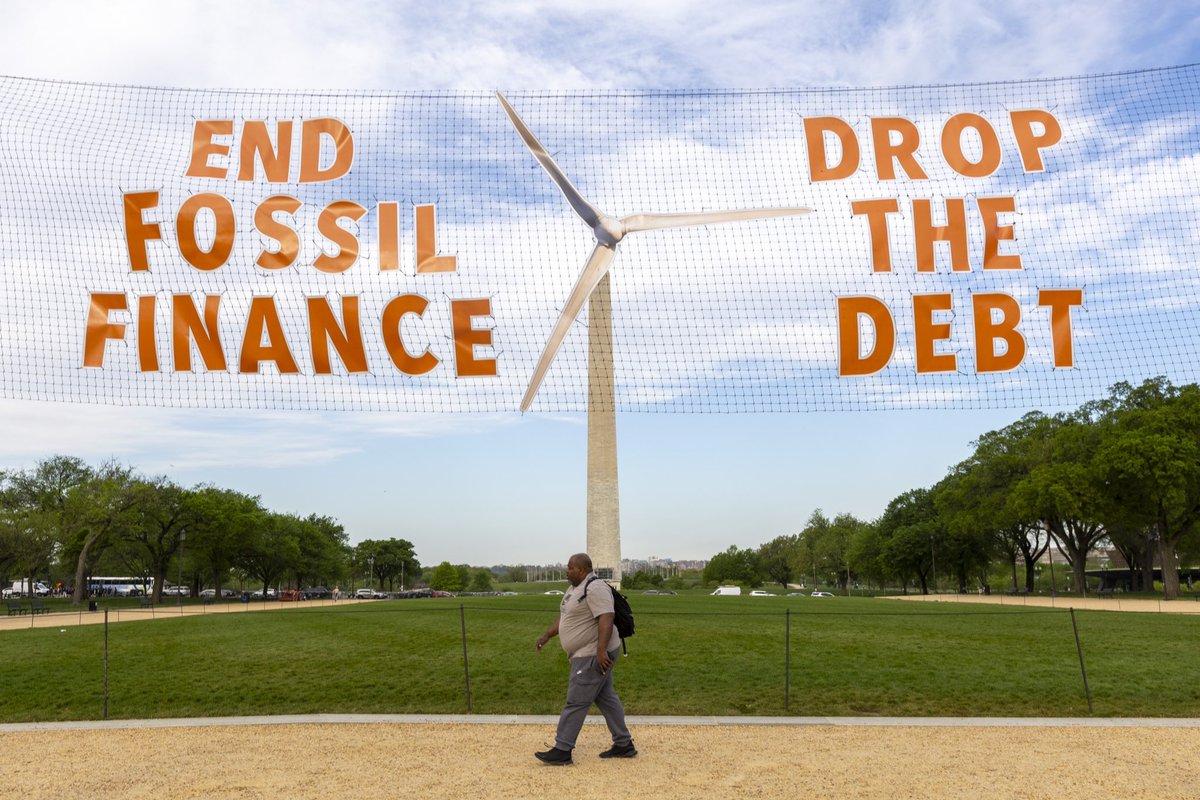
[0,66,1197,412]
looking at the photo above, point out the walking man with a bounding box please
[534,553,636,765]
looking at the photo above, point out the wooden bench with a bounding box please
[6,600,26,616]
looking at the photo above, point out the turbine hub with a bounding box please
[594,214,624,248]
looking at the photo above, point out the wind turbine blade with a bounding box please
[496,92,603,229]
[521,243,618,412]
[621,207,811,234]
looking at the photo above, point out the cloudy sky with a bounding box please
[0,0,1198,567]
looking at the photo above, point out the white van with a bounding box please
[710,585,742,596]
[4,580,51,598]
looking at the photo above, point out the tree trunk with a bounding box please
[1161,539,1182,600]
[71,529,107,605]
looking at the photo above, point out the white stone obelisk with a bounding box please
[587,273,621,585]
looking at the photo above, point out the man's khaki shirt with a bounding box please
[558,574,621,660]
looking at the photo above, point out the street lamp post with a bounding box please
[367,555,374,592]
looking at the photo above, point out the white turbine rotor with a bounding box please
[497,92,811,412]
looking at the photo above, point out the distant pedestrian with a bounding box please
[533,552,636,765]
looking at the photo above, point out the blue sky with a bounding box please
[0,0,1198,566]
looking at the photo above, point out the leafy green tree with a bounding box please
[1002,411,1106,594]
[877,488,944,594]
[942,414,1052,591]
[757,534,801,589]
[236,512,302,596]
[1098,378,1200,599]
[702,545,762,586]
[124,478,193,602]
[185,486,263,598]
[428,561,462,591]
[468,569,494,592]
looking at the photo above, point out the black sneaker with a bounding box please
[535,747,573,765]
[599,742,638,759]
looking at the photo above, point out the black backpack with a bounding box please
[582,576,635,654]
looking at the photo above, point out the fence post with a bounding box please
[460,604,472,712]
[1069,608,1093,714]
[103,608,109,720]
[785,608,791,712]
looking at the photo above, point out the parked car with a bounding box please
[710,585,741,596]
[810,591,834,597]
[250,588,277,599]
[161,586,191,597]
[749,590,773,596]
[786,592,807,597]
[302,586,331,599]
[355,587,376,599]
[278,589,304,602]
[543,590,564,596]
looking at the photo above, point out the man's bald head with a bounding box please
[568,553,593,572]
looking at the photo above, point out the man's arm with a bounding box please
[536,618,560,651]
[596,612,615,671]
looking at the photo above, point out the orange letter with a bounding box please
[381,294,439,375]
[83,293,127,368]
[850,198,900,272]
[299,118,354,183]
[1010,109,1062,173]
[973,293,1025,373]
[416,204,457,273]
[238,120,293,183]
[913,198,970,272]
[123,191,162,272]
[1038,289,1084,368]
[172,294,227,371]
[804,117,859,182]
[308,295,368,374]
[254,195,302,270]
[451,298,497,377]
[184,120,233,179]
[913,293,956,374]
[240,297,299,374]
[314,200,367,273]
[870,118,928,181]
[137,295,159,372]
[977,196,1022,270]
[378,201,400,271]
[941,113,1001,178]
[177,193,236,271]
[837,296,894,376]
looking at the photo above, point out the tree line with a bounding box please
[705,379,1200,599]
[0,455,422,604]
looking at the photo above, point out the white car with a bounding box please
[811,591,834,597]
[355,587,376,599]
[543,590,564,595]
[749,590,773,596]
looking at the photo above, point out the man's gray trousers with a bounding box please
[554,649,632,751]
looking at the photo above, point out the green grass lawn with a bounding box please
[1,594,1197,722]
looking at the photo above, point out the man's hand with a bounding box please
[597,649,613,672]
[536,634,549,651]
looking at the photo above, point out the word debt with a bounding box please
[837,290,1083,376]
[83,293,497,377]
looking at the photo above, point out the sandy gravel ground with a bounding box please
[3,720,1197,799]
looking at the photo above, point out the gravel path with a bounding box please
[3,720,1196,798]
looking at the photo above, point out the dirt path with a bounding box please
[2,720,1196,798]
[0,597,369,632]
[882,593,1200,613]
